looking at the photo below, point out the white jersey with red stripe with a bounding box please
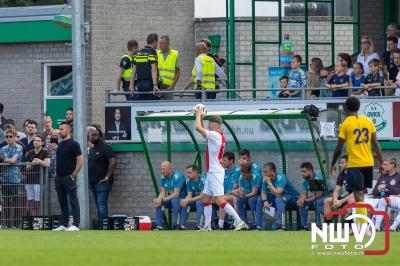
[205,129,225,173]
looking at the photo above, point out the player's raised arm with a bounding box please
[195,107,207,139]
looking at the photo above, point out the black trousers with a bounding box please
[55,175,80,227]
[136,80,160,100]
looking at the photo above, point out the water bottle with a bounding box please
[280,33,294,67]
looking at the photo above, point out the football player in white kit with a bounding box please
[195,107,247,231]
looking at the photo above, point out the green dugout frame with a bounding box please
[136,109,340,228]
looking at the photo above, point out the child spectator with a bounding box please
[319,67,332,97]
[337,53,353,75]
[361,59,385,96]
[350,62,365,95]
[307,57,324,98]
[326,61,350,97]
[288,55,306,98]
[278,76,289,98]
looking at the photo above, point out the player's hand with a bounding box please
[297,199,304,207]
[377,184,386,191]
[180,199,188,207]
[153,198,162,207]
[332,199,341,209]
[331,165,337,176]
[238,158,247,166]
[195,106,205,117]
[264,201,270,209]
[264,176,271,184]
[153,85,160,96]
[379,165,384,174]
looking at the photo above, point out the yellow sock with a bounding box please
[355,202,368,223]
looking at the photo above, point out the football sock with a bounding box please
[222,202,241,223]
[203,203,212,228]
[355,202,367,224]
[218,219,224,229]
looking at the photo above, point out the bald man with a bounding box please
[181,42,226,99]
[153,161,187,230]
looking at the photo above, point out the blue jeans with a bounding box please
[299,196,326,228]
[90,183,112,221]
[267,193,298,226]
[180,200,203,227]
[155,198,181,227]
[237,196,263,228]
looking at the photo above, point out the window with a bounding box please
[44,63,73,97]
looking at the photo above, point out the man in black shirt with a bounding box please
[129,33,160,100]
[88,130,116,222]
[323,155,354,219]
[53,122,84,231]
[389,49,400,82]
[21,120,37,152]
[25,135,50,215]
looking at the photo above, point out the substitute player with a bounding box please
[331,96,383,225]
[195,106,247,231]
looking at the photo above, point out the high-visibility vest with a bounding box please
[157,49,178,86]
[121,54,134,82]
[192,55,215,90]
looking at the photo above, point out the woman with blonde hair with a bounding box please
[307,57,325,98]
[357,36,380,75]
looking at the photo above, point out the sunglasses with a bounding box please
[6,135,14,139]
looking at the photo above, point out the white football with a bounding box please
[193,103,207,115]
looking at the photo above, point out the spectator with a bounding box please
[383,36,398,70]
[0,102,7,131]
[386,23,400,48]
[0,128,23,228]
[157,35,181,100]
[0,122,27,156]
[357,36,380,75]
[219,151,240,230]
[238,149,261,175]
[337,53,353,75]
[395,69,400,97]
[129,33,160,100]
[389,49,400,84]
[288,55,306,97]
[361,59,385,96]
[234,162,263,230]
[152,161,186,230]
[88,129,116,223]
[22,119,31,136]
[183,42,226,100]
[261,162,300,231]
[278,75,290,98]
[296,162,327,230]
[323,155,355,219]
[350,62,366,95]
[21,120,37,152]
[45,131,58,177]
[25,135,50,216]
[179,164,206,230]
[379,60,390,81]
[65,108,73,123]
[52,122,84,231]
[41,116,56,139]
[116,39,139,101]
[307,57,324,98]
[326,61,350,97]
[319,67,332,97]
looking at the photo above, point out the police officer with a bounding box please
[129,33,160,100]
[115,40,139,101]
[157,35,181,100]
[183,43,226,99]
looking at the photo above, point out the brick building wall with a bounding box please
[0,42,71,129]
[195,17,354,96]
[360,0,385,55]
[87,0,195,127]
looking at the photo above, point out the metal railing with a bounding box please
[105,86,399,103]
[0,163,49,229]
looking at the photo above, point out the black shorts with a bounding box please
[347,167,373,191]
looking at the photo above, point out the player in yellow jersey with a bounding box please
[331,97,383,224]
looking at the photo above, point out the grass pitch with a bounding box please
[0,230,397,266]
